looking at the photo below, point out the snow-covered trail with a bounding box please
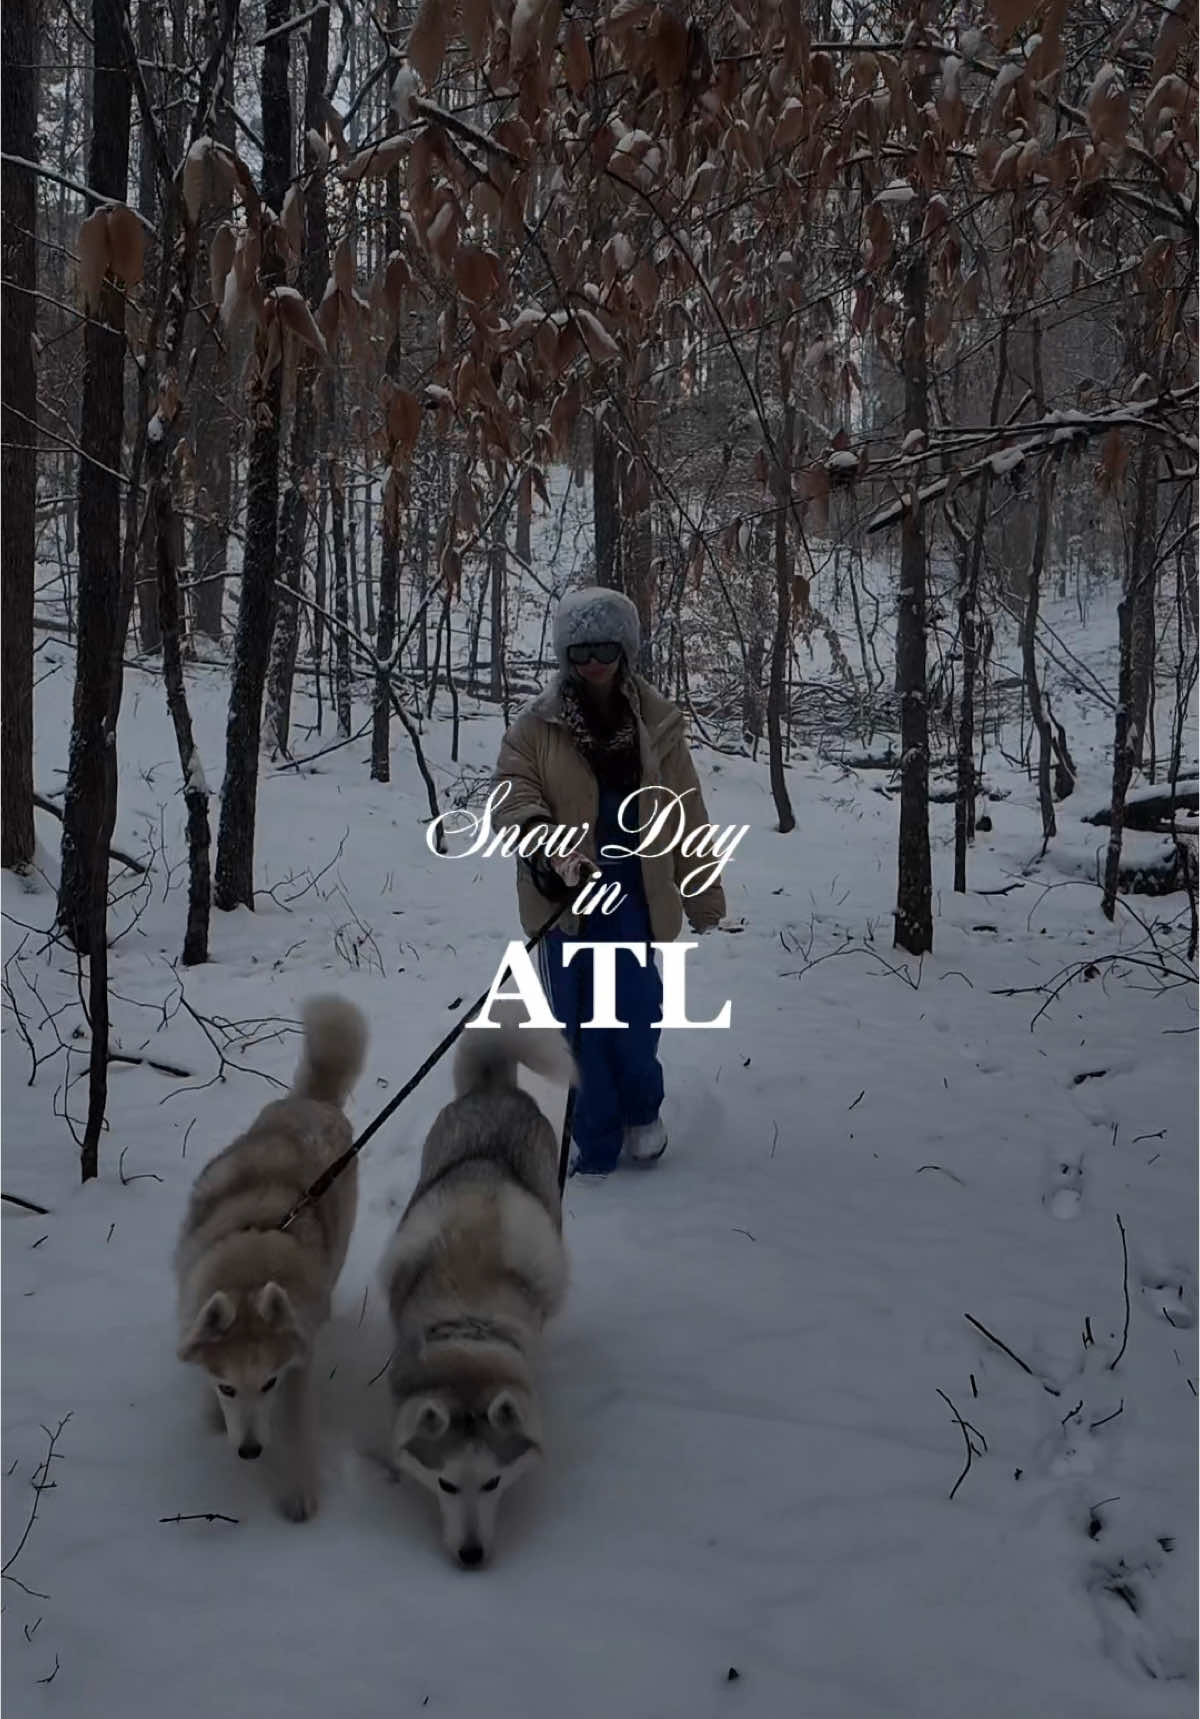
[2,611,1195,1718]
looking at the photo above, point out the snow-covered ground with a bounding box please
[3,579,1196,1718]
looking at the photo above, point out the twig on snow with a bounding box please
[1109,1213,1131,1372]
[2,1415,72,1589]
[936,1388,986,1501]
[159,1512,240,1525]
[1,1193,51,1215]
[964,1313,1035,1376]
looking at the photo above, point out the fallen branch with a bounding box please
[33,793,148,875]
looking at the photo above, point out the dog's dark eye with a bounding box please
[438,1479,459,1495]
[218,1384,236,1398]
[481,1477,500,1493]
[261,1377,277,1394]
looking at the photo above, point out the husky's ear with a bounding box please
[396,1395,451,1447]
[487,1389,530,1434]
[254,1281,298,1331]
[487,1390,541,1463]
[178,1291,236,1361]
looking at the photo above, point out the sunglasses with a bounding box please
[566,641,622,666]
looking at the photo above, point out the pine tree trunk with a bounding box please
[214,0,290,910]
[894,215,932,955]
[767,404,796,834]
[265,5,329,756]
[0,0,38,871]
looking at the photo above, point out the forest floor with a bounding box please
[3,588,1196,1718]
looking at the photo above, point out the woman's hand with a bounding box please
[550,853,588,888]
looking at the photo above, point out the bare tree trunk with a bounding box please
[894,214,932,955]
[1102,426,1160,919]
[132,0,163,654]
[767,403,796,834]
[58,0,131,955]
[61,0,132,1181]
[516,469,532,566]
[156,467,211,963]
[371,81,402,782]
[1,0,38,871]
[265,5,329,756]
[214,0,290,910]
[329,434,353,736]
[593,406,620,589]
[1023,461,1058,847]
[489,494,506,701]
[952,326,1006,892]
[191,13,235,645]
[952,476,990,892]
[1022,322,1057,848]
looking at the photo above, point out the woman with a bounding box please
[493,587,725,1178]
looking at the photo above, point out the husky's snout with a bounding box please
[457,1542,485,1569]
[238,1440,263,1461]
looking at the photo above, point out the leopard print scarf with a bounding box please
[558,666,642,795]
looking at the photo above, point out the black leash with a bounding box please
[279,893,578,1233]
[557,1024,583,1194]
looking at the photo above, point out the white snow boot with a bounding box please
[623,1118,668,1165]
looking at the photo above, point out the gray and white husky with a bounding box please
[380,1008,574,1567]
[174,994,367,1521]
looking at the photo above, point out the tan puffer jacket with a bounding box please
[493,673,726,941]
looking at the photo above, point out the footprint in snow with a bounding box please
[1042,1151,1084,1221]
[1086,1533,1195,1684]
[1138,1262,1197,1331]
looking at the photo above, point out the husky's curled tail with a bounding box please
[293,994,369,1107]
[451,1002,577,1098]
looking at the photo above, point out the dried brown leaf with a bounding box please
[281,183,304,257]
[77,210,110,312]
[563,16,590,94]
[453,245,502,304]
[409,0,448,86]
[1095,427,1127,495]
[340,136,408,184]
[388,388,423,461]
[333,237,355,295]
[988,0,1041,49]
[648,7,689,88]
[271,286,329,362]
[105,205,144,288]
[209,222,237,307]
[511,0,551,69]
[463,0,492,61]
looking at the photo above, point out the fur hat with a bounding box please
[553,586,640,671]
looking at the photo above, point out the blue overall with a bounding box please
[537,785,664,1174]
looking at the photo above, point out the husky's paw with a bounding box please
[276,1486,319,1523]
